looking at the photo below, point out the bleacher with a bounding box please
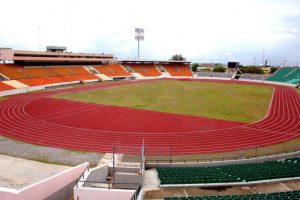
[94,64,131,77]
[23,67,55,78]
[240,73,268,80]
[163,64,192,76]
[266,67,300,84]
[0,64,98,88]
[127,64,161,76]
[164,190,300,200]
[196,72,232,78]
[0,64,31,79]
[0,81,14,91]
[49,67,76,76]
[0,75,6,81]
[157,157,300,185]
[22,66,92,78]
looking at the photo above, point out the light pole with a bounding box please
[135,28,144,60]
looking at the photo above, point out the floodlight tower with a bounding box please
[135,28,144,60]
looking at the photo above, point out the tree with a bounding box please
[169,54,186,61]
[240,66,264,74]
[270,67,279,74]
[191,63,199,72]
[213,66,226,72]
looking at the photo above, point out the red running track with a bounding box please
[25,98,245,133]
[0,79,299,155]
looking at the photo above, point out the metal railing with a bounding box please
[145,149,300,164]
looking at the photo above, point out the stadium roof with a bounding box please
[117,59,191,64]
[0,48,114,65]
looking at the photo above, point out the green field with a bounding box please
[54,80,273,123]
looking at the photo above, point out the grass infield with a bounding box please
[54,80,273,123]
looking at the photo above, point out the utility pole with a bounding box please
[38,27,41,51]
[262,49,265,66]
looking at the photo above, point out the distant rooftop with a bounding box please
[46,46,67,52]
[0,48,114,65]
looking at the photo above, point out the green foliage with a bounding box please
[169,54,186,61]
[201,68,212,72]
[191,63,199,72]
[240,66,264,74]
[54,80,273,123]
[213,66,226,72]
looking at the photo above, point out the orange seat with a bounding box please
[0,64,30,79]
[0,81,15,91]
[163,64,192,76]
[94,64,131,77]
[127,64,161,76]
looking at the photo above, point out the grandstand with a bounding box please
[164,190,300,200]
[196,72,233,79]
[93,63,132,77]
[0,64,99,87]
[0,64,30,79]
[125,63,161,76]
[0,81,14,91]
[0,49,194,94]
[157,157,300,185]
[266,67,300,84]
[162,64,192,76]
[240,73,268,80]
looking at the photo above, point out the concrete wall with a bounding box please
[0,85,44,97]
[238,78,297,87]
[0,188,17,200]
[45,180,77,200]
[83,165,108,187]
[0,49,14,61]
[0,162,89,200]
[165,76,297,87]
[74,187,135,200]
[114,172,143,185]
[109,166,140,175]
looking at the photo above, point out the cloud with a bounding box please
[0,0,300,66]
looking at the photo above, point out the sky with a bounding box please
[0,0,299,66]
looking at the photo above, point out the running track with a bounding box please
[0,79,299,155]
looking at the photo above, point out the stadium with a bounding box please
[0,46,299,200]
[1,0,300,199]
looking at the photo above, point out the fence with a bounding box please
[145,149,300,167]
[0,85,45,97]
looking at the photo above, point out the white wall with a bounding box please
[0,85,45,97]
[0,162,89,200]
[74,187,135,200]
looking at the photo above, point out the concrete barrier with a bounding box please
[0,162,89,200]
[0,85,45,97]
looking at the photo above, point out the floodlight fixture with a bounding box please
[135,28,144,59]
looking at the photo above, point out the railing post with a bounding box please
[112,145,116,184]
[169,146,172,164]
